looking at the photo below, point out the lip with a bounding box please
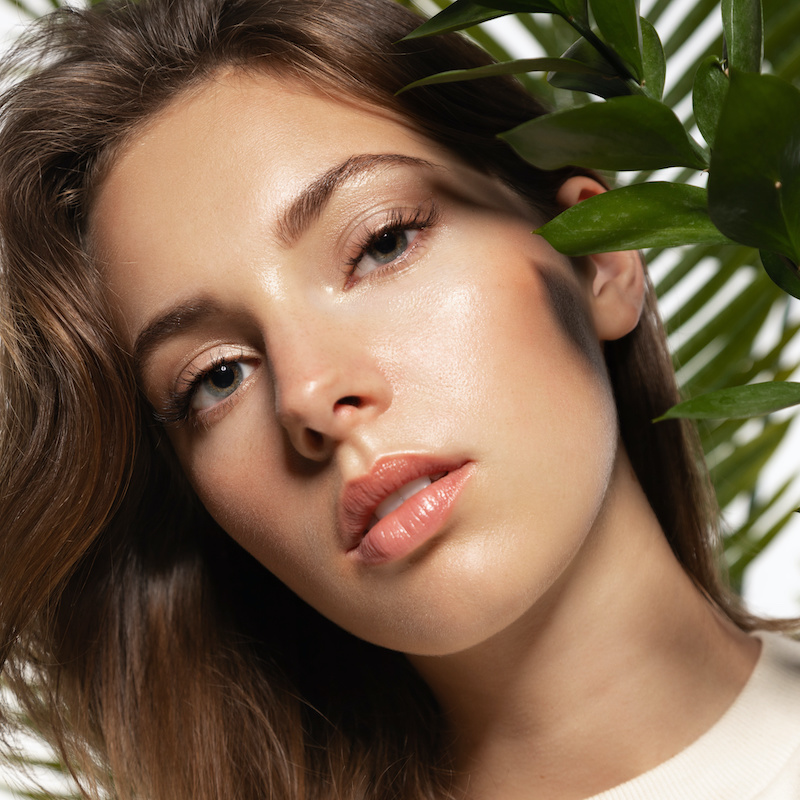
[339,455,473,565]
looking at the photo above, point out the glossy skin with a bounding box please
[94,71,631,657]
[92,71,764,799]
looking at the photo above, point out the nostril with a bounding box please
[336,395,362,409]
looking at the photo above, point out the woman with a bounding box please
[0,0,798,797]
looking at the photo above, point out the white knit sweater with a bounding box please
[586,632,800,799]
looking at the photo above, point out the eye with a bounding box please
[353,227,421,277]
[191,360,256,411]
[347,204,439,282]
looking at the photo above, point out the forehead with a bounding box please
[90,69,540,352]
[91,70,439,240]
[89,71,456,332]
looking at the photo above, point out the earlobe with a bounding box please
[555,176,645,342]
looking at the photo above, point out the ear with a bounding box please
[555,176,645,342]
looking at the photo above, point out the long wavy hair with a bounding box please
[0,0,767,796]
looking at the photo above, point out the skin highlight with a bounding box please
[91,70,760,798]
[93,72,620,656]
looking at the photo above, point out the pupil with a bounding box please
[374,231,402,255]
[210,363,237,389]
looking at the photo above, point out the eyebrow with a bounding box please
[132,154,436,373]
[133,298,222,376]
[275,153,437,246]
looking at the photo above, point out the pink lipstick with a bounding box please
[340,456,473,565]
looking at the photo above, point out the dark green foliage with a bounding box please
[500,96,708,170]
[533,183,731,254]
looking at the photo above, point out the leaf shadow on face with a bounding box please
[539,264,605,375]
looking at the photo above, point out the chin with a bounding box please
[342,590,539,659]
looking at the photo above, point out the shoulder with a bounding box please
[587,631,800,800]
[745,631,800,798]
[673,630,800,800]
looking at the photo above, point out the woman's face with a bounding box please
[92,71,621,656]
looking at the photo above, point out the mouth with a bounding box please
[364,471,449,534]
[339,457,472,564]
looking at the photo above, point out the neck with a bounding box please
[409,453,759,800]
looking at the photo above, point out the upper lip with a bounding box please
[338,454,466,549]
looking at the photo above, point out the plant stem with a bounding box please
[563,15,646,95]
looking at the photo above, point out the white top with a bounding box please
[587,632,800,799]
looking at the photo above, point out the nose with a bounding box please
[270,316,392,461]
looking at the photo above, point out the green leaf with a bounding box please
[728,498,799,587]
[692,55,728,148]
[589,0,643,79]
[677,285,774,396]
[546,70,632,98]
[708,70,800,262]
[547,36,632,98]
[711,418,791,508]
[534,182,732,255]
[500,96,709,171]
[555,34,617,76]
[402,0,507,39]
[485,0,587,16]
[401,57,612,91]
[656,381,800,421]
[484,0,572,10]
[760,250,800,300]
[722,0,763,73]
[402,0,590,39]
[561,0,589,26]
[722,472,795,551]
[641,17,666,99]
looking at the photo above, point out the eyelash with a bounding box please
[155,351,249,427]
[345,204,439,282]
[152,205,438,427]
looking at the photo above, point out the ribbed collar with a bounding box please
[586,632,800,799]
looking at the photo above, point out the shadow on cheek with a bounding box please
[539,266,605,375]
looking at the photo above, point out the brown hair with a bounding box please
[0,0,765,796]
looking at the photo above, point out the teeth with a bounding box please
[374,475,432,521]
[364,472,451,533]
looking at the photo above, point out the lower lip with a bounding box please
[349,463,474,566]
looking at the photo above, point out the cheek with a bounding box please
[465,258,618,543]
[172,408,313,568]
[156,239,618,656]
